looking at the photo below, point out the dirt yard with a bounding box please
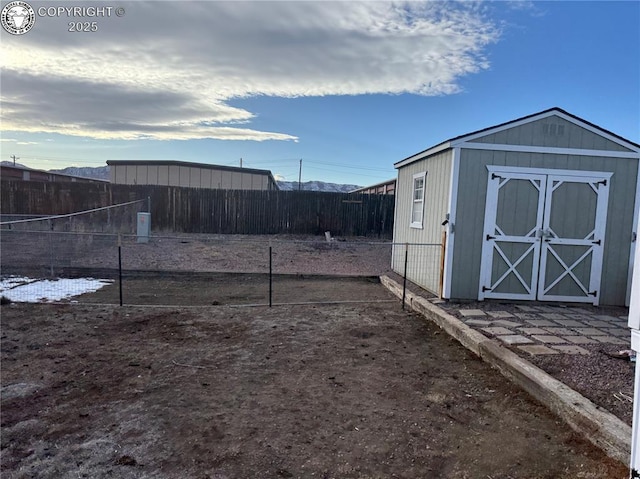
[1,279,626,478]
[84,273,388,306]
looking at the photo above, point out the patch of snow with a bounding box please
[0,276,34,288]
[0,276,113,303]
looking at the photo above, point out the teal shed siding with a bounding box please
[472,116,634,152]
[393,109,640,306]
[449,150,639,305]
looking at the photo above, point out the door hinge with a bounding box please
[491,173,503,180]
[482,286,492,292]
[588,290,598,297]
[486,234,495,241]
[596,179,607,187]
[631,468,640,478]
[592,239,601,245]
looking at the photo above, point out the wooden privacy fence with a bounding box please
[1,181,395,237]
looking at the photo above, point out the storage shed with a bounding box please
[392,108,640,306]
[107,160,279,191]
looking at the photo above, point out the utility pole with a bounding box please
[10,155,19,166]
[298,159,302,191]
[240,158,243,168]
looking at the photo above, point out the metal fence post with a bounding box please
[118,234,123,307]
[48,218,54,277]
[269,246,273,307]
[402,243,408,310]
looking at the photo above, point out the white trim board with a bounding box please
[457,142,640,159]
[395,108,639,171]
[486,165,614,180]
[395,142,451,169]
[626,170,640,306]
[409,171,427,229]
[442,147,460,299]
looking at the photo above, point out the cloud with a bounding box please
[505,1,546,17]
[16,141,39,145]
[2,1,500,141]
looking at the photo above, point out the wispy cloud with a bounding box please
[505,0,546,17]
[2,1,500,142]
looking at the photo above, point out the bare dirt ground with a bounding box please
[530,342,634,425]
[391,272,635,428]
[0,279,627,479]
[445,299,634,427]
[0,232,395,278]
[115,235,394,277]
[441,301,636,426]
[83,274,387,307]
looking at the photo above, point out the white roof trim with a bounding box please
[452,109,639,152]
[553,111,639,152]
[486,165,614,179]
[459,142,640,159]
[396,108,640,170]
[394,142,451,169]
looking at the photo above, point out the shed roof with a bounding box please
[395,107,640,169]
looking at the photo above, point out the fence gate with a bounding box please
[479,168,610,305]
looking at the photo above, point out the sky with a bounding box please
[1,1,639,187]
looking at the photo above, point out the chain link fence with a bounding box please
[1,228,442,306]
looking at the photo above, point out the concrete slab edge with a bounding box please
[380,275,632,465]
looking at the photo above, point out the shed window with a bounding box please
[410,172,426,229]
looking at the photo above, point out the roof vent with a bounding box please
[542,123,565,136]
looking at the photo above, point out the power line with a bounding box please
[305,160,392,172]
[303,164,393,180]
[15,155,108,165]
[242,157,392,173]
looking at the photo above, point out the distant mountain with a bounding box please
[3,162,361,192]
[1,162,110,180]
[50,166,110,180]
[277,180,361,193]
[1,160,28,168]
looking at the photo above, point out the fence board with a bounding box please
[1,181,395,237]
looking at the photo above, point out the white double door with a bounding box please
[479,167,611,305]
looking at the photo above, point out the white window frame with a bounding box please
[410,171,426,229]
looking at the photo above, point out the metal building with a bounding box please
[1,164,107,184]
[351,179,396,195]
[107,160,279,191]
[392,107,640,306]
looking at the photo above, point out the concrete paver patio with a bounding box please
[441,303,631,355]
